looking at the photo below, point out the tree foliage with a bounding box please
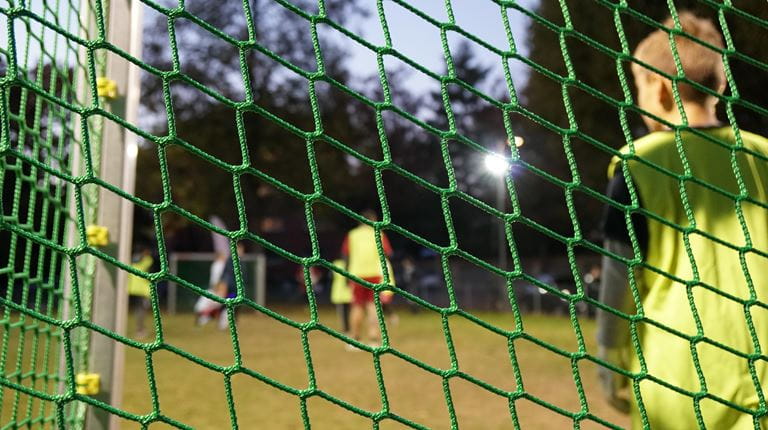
[135,0,376,252]
[134,1,768,259]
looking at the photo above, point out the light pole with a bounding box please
[484,136,524,309]
[484,152,509,272]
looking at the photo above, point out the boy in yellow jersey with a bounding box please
[127,247,154,338]
[341,209,394,346]
[597,12,768,429]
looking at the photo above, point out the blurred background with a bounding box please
[3,0,768,428]
[127,0,768,314]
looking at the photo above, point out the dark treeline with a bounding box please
[134,0,511,262]
[131,1,768,265]
[1,1,766,305]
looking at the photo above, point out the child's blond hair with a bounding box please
[631,11,725,103]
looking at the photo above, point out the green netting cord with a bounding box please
[0,0,97,427]
[72,0,111,426]
[1,0,768,429]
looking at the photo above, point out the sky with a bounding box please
[0,0,546,154]
[0,0,83,70]
[337,0,539,96]
[1,0,541,93]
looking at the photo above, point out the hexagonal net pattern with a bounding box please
[1,0,768,429]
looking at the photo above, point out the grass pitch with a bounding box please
[1,307,630,429]
[119,307,629,429]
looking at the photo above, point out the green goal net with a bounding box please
[1,0,104,427]
[1,0,768,429]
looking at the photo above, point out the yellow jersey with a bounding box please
[342,224,393,279]
[127,254,153,298]
[609,127,768,429]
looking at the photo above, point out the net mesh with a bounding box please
[1,0,100,427]
[1,0,767,429]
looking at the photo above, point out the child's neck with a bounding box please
[662,101,720,129]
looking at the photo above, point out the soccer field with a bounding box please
[0,308,629,429]
[114,308,629,429]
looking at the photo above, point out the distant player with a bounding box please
[196,216,233,326]
[194,251,228,326]
[330,259,352,334]
[127,247,153,339]
[597,12,768,428]
[341,208,394,347]
[214,242,246,330]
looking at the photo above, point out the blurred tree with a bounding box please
[135,1,768,259]
[385,40,509,257]
[135,0,378,251]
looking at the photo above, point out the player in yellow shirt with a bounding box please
[597,12,768,429]
[127,247,154,339]
[341,209,394,346]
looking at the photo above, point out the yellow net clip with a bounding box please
[75,373,100,395]
[96,77,119,100]
[86,225,110,247]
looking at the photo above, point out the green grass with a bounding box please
[2,307,630,429]
[119,307,628,429]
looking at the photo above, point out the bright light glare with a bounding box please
[484,153,509,176]
[127,142,139,159]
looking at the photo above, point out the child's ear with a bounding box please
[658,79,675,112]
[717,80,727,95]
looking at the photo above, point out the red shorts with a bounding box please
[351,277,382,305]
